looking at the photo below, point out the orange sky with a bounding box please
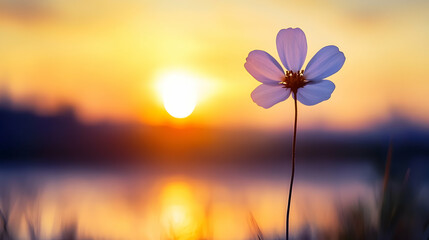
[0,0,428,130]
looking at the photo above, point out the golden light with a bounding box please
[158,71,198,119]
[160,181,205,239]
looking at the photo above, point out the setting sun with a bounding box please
[158,71,198,119]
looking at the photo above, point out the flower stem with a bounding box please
[286,92,298,240]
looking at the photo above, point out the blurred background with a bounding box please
[0,0,428,239]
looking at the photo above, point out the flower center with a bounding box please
[279,70,307,93]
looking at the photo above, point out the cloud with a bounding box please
[0,0,54,21]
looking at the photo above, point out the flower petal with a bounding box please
[304,45,345,81]
[244,50,285,85]
[276,28,307,72]
[295,80,335,106]
[251,84,291,108]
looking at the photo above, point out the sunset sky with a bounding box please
[0,0,428,130]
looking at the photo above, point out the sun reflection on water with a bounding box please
[0,166,378,240]
[160,181,206,240]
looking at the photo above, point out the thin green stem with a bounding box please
[286,92,298,240]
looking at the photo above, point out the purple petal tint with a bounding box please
[244,50,285,85]
[294,80,335,106]
[304,45,345,81]
[251,84,291,109]
[276,28,307,72]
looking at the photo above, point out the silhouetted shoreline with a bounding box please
[0,103,428,176]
